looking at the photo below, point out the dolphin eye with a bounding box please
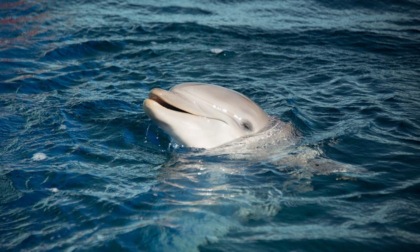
[241,120,253,131]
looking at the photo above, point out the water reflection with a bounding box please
[0,0,48,48]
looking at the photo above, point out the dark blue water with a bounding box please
[1,0,420,251]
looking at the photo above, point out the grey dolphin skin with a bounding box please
[143,82,358,177]
[143,82,355,175]
[143,82,270,149]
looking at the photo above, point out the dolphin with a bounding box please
[143,82,356,172]
[143,82,271,149]
[142,83,364,251]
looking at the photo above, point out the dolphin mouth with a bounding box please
[145,88,195,115]
[143,87,227,125]
[148,92,191,114]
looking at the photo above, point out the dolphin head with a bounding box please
[143,82,270,149]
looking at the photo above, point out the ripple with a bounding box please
[140,5,214,16]
[43,40,125,61]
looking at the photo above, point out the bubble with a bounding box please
[49,188,59,193]
[32,152,47,161]
[210,48,224,55]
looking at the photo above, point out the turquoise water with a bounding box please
[1,0,420,251]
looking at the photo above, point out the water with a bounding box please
[1,0,420,251]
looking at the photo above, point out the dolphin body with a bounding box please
[143,82,351,174]
[143,82,272,149]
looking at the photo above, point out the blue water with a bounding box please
[1,0,420,251]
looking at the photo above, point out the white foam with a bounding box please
[49,188,59,193]
[210,48,224,54]
[32,152,47,161]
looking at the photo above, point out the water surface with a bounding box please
[1,0,420,251]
